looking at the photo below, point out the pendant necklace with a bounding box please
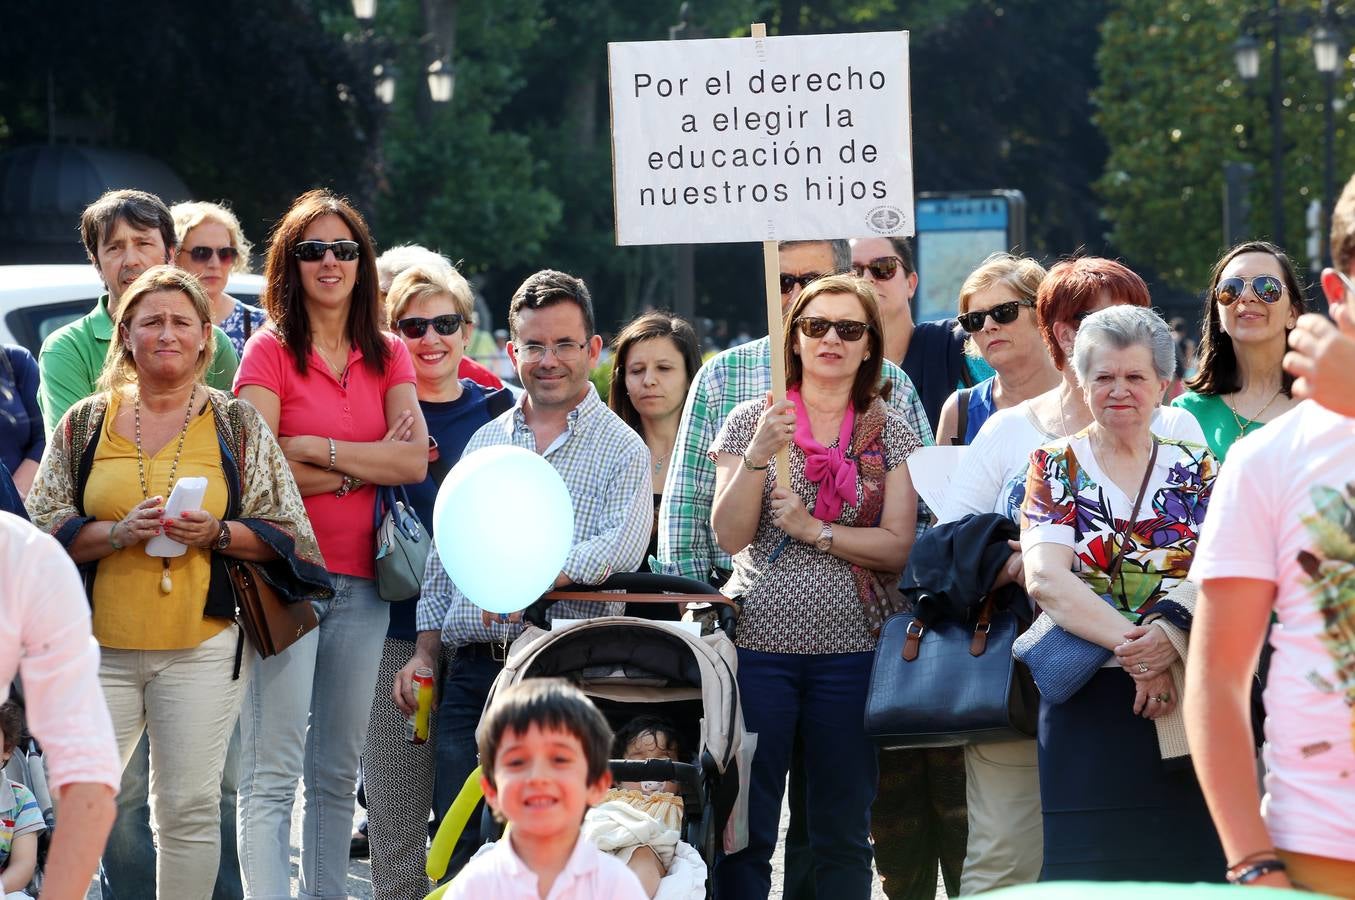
[652,452,668,474]
[1225,388,1282,438]
[135,385,198,594]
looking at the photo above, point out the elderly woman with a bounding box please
[172,201,267,357]
[1019,305,1224,881]
[710,274,921,898]
[1172,241,1303,462]
[233,189,428,899]
[24,266,329,900]
[936,253,1060,445]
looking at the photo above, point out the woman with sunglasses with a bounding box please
[1171,241,1303,462]
[233,189,429,899]
[367,265,512,900]
[172,201,267,357]
[711,274,921,898]
[936,254,1059,446]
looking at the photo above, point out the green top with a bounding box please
[37,295,239,436]
[1170,390,1269,463]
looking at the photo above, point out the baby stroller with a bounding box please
[424,573,752,899]
[4,682,54,897]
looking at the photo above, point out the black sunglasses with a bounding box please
[181,246,240,265]
[958,298,1035,333]
[294,240,360,262]
[780,271,825,296]
[794,315,871,342]
[1215,275,1284,306]
[851,256,905,281]
[396,314,466,339]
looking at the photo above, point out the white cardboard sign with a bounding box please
[609,31,913,246]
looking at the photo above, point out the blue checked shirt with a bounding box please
[416,385,652,647]
[656,336,935,582]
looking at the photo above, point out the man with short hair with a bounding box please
[850,236,992,431]
[395,268,652,877]
[38,189,238,435]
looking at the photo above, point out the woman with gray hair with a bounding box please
[1017,305,1225,881]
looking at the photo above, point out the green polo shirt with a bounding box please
[37,295,239,435]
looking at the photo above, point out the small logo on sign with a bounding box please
[866,206,905,234]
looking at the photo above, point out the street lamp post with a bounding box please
[669,3,704,331]
[1314,22,1340,268]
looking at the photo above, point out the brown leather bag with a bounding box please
[228,560,317,658]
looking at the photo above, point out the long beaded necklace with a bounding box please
[1224,388,1283,439]
[135,385,198,594]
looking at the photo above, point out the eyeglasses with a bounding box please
[294,240,361,262]
[180,246,240,265]
[851,256,905,281]
[514,340,587,364]
[780,272,825,296]
[1215,275,1284,306]
[794,316,871,342]
[958,298,1035,333]
[396,314,465,339]
[1335,268,1355,298]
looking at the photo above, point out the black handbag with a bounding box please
[865,595,1038,748]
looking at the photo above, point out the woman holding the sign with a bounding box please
[710,274,921,898]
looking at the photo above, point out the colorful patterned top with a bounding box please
[0,776,45,870]
[1020,432,1217,621]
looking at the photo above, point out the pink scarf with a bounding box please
[788,387,858,521]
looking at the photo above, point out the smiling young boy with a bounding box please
[445,679,647,899]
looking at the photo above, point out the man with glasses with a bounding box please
[657,238,931,899]
[851,236,992,431]
[399,268,652,878]
[37,189,239,436]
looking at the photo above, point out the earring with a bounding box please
[198,344,205,352]
[864,353,870,361]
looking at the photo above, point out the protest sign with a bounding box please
[609,30,912,246]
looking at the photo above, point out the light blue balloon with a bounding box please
[432,445,574,615]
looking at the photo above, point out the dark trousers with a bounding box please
[431,652,502,880]
[872,747,967,899]
[715,649,878,900]
[782,738,816,900]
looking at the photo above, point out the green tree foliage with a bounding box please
[1095,0,1354,291]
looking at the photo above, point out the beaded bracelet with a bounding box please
[326,437,337,472]
[1226,858,1286,885]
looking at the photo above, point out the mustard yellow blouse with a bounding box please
[85,393,230,650]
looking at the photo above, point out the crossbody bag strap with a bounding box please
[1106,438,1159,589]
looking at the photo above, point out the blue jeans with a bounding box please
[237,574,387,900]
[431,653,502,879]
[714,650,878,900]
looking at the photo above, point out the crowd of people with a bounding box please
[1,171,1354,900]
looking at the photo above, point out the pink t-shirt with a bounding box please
[445,834,647,900]
[234,329,416,578]
[1190,401,1355,862]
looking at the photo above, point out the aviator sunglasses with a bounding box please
[1214,274,1284,306]
[294,240,361,262]
[851,256,904,281]
[396,314,466,339]
[779,272,825,296]
[181,246,240,265]
[958,298,1035,333]
[794,315,871,342]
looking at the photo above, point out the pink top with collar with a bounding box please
[444,834,647,900]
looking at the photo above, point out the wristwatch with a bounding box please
[814,522,834,552]
[741,453,770,473]
[214,520,232,551]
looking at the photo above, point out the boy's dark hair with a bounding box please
[613,715,685,761]
[507,269,596,341]
[80,189,176,265]
[0,700,25,754]
[477,679,611,788]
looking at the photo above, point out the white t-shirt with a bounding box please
[1190,401,1355,862]
[940,400,1205,523]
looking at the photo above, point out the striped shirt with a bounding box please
[656,336,934,583]
[416,385,652,646]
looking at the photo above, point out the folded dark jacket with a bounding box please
[899,513,1032,627]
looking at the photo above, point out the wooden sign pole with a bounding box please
[751,22,791,488]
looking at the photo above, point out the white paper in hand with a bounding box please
[145,476,209,558]
[906,446,967,523]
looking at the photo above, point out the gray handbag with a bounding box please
[374,485,429,602]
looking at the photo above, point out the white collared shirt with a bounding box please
[444,833,647,899]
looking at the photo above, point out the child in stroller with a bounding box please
[0,701,45,899]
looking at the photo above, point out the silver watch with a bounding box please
[814,522,833,552]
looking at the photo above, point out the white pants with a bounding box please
[100,626,248,900]
[960,738,1043,894]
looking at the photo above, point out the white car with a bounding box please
[0,264,265,356]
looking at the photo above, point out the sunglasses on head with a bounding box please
[851,256,904,281]
[1215,274,1284,306]
[396,314,465,339]
[181,246,240,265]
[780,272,825,296]
[958,298,1035,333]
[294,240,360,262]
[794,315,871,342]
